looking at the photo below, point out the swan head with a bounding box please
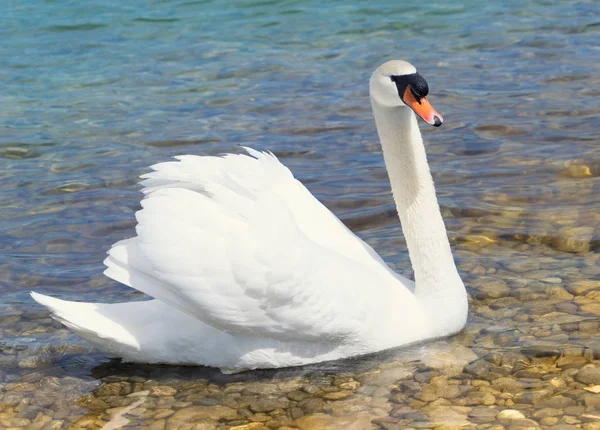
[370,60,443,127]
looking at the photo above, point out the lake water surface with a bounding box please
[1,0,600,428]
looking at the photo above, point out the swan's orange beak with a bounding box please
[403,86,443,127]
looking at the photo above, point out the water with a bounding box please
[1,0,600,428]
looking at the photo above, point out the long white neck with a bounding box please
[371,99,465,305]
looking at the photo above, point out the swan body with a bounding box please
[32,61,468,372]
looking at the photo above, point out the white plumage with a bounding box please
[32,61,468,372]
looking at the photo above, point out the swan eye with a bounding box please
[390,73,429,106]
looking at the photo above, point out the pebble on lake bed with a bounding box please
[551,226,594,253]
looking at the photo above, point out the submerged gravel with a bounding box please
[2,238,600,429]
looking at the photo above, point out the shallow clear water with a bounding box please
[1,0,600,428]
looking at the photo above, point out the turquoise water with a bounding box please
[3,0,599,301]
[1,0,600,427]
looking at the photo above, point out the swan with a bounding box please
[31,60,468,372]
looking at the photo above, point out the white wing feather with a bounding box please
[104,149,409,343]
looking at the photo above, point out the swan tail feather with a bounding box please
[30,292,140,357]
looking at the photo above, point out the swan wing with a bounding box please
[106,149,407,343]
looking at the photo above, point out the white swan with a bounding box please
[32,60,468,372]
